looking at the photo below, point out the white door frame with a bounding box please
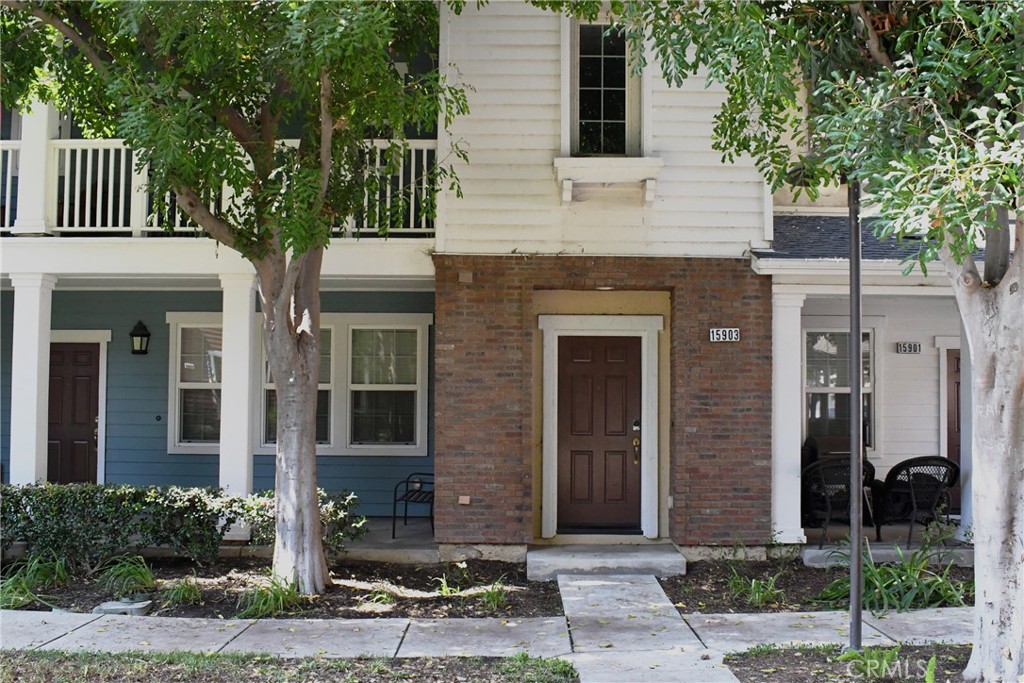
[538,315,663,539]
[50,330,111,484]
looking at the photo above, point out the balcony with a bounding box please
[0,138,437,239]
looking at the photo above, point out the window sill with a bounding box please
[553,157,663,205]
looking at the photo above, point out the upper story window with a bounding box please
[804,331,874,451]
[572,22,640,157]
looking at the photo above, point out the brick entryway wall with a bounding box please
[432,254,773,547]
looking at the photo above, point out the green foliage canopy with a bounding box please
[539,1,1024,272]
[1,1,467,259]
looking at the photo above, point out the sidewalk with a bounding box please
[0,577,973,683]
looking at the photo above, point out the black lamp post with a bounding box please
[848,177,864,652]
[129,320,151,355]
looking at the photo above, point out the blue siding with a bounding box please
[1,291,12,482]
[53,290,222,487]
[258,290,436,516]
[0,288,435,511]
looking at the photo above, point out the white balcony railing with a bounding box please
[8,138,437,238]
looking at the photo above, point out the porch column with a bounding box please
[956,325,973,541]
[12,103,59,235]
[9,274,57,484]
[771,290,807,544]
[218,273,256,510]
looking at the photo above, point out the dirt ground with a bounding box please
[20,557,563,620]
[6,555,977,683]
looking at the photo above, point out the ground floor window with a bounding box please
[166,313,222,452]
[262,328,332,445]
[805,330,874,450]
[258,313,432,456]
[168,312,431,456]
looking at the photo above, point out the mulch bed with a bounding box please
[727,644,973,683]
[15,557,564,620]
[5,554,979,683]
[9,555,973,619]
[659,558,974,614]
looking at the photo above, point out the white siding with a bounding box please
[802,296,961,478]
[438,3,767,257]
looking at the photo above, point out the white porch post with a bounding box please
[956,325,973,541]
[218,273,256,512]
[9,274,57,484]
[12,103,58,236]
[771,290,808,544]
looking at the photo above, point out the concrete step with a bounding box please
[527,544,686,581]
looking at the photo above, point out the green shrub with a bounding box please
[138,487,239,564]
[234,489,366,558]
[1,483,364,569]
[99,556,157,599]
[0,554,69,609]
[727,567,785,607]
[161,574,203,607]
[236,576,304,618]
[479,579,509,610]
[0,483,146,573]
[815,537,971,613]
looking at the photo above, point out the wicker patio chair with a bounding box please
[872,456,959,546]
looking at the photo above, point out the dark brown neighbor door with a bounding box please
[946,349,961,512]
[48,343,99,483]
[557,336,642,532]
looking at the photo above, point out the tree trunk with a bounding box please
[960,270,1024,682]
[269,354,331,595]
[258,248,332,596]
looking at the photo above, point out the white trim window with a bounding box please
[262,328,333,446]
[254,313,432,456]
[572,20,640,156]
[804,330,874,450]
[348,327,418,446]
[167,313,223,453]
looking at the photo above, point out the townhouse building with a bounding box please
[0,2,969,555]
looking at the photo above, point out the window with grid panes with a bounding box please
[263,329,332,446]
[574,22,638,156]
[349,328,419,445]
[805,331,874,448]
[175,325,222,444]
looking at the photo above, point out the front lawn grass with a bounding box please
[0,650,578,683]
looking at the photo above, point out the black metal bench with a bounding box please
[392,473,434,539]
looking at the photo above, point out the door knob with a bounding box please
[632,436,641,465]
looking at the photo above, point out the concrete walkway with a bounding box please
[1,583,973,683]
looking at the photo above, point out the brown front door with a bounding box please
[946,349,961,512]
[48,343,99,483]
[557,336,642,532]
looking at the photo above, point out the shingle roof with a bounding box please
[754,215,926,262]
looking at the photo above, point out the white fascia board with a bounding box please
[753,258,954,295]
[751,256,910,277]
[2,238,254,276]
[1,238,435,289]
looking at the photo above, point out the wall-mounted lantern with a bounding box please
[130,320,151,355]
